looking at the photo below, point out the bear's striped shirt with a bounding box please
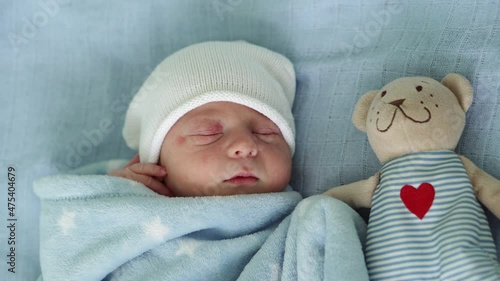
[366,150,499,280]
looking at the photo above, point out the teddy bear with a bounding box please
[324,73,500,280]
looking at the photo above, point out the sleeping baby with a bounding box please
[35,41,372,281]
[108,40,296,197]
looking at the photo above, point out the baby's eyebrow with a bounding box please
[189,116,220,125]
[188,117,223,130]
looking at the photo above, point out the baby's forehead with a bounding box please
[182,102,274,124]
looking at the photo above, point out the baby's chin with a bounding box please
[175,181,287,197]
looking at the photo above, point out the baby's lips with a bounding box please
[224,176,258,186]
[223,171,259,186]
[225,171,257,180]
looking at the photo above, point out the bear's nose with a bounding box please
[389,98,405,107]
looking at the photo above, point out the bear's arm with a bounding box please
[459,155,500,219]
[323,173,379,209]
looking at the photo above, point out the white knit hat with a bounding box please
[122,40,296,163]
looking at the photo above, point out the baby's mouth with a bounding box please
[224,172,258,186]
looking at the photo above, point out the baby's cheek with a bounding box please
[267,156,292,188]
[276,164,292,184]
[200,154,211,165]
[175,136,186,145]
[200,157,221,182]
[199,151,220,166]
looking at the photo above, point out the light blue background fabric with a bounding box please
[1,1,499,280]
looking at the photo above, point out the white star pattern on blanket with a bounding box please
[175,239,202,257]
[58,210,76,235]
[269,263,281,281]
[142,216,170,241]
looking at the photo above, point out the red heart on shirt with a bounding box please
[400,182,435,220]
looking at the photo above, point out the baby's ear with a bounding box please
[441,73,473,112]
[352,90,378,132]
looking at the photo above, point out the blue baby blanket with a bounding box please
[34,161,368,281]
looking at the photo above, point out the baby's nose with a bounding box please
[233,148,257,157]
[228,133,258,158]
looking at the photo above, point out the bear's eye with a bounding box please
[381,90,387,97]
[416,85,423,92]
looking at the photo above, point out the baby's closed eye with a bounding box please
[254,129,280,142]
[190,132,223,145]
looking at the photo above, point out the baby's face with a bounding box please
[159,101,292,197]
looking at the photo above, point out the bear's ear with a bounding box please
[441,73,473,112]
[352,90,378,132]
